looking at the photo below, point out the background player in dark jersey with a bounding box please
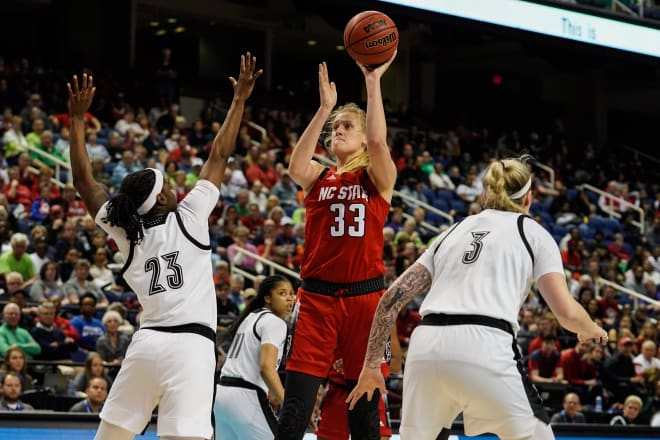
[276,54,397,440]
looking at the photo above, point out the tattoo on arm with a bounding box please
[364,263,432,368]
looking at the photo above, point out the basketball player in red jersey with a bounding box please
[276,53,397,440]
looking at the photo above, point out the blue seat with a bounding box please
[451,200,467,213]
[603,218,621,234]
[421,187,436,204]
[588,216,606,231]
[553,225,569,238]
[566,188,578,201]
[432,198,449,212]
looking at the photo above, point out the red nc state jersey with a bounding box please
[300,167,390,283]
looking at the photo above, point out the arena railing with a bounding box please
[595,277,660,310]
[228,247,301,283]
[530,159,556,188]
[578,183,645,234]
[25,144,72,187]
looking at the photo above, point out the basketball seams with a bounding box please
[346,26,398,55]
[344,10,398,66]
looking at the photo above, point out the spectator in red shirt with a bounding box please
[608,233,632,262]
[240,203,264,238]
[598,285,621,326]
[561,340,599,387]
[527,312,562,354]
[528,334,566,383]
[245,152,279,189]
[48,294,80,341]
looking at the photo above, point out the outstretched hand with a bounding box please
[318,62,337,111]
[67,73,96,119]
[345,366,386,411]
[356,50,397,79]
[229,51,263,101]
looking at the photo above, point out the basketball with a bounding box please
[343,10,398,68]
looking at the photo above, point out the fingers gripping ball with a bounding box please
[343,10,398,69]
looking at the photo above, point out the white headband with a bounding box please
[137,169,164,215]
[509,177,532,200]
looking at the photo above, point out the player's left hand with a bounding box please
[346,366,386,410]
[67,73,95,118]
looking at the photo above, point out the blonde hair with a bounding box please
[480,155,533,215]
[323,103,369,174]
[624,394,643,407]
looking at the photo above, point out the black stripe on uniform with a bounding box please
[432,219,463,257]
[517,215,534,264]
[252,309,273,342]
[175,210,211,250]
[512,339,550,424]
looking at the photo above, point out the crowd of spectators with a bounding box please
[0,55,659,428]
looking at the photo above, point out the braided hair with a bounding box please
[102,169,156,244]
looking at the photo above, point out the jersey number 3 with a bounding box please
[144,251,184,295]
[329,203,365,237]
[462,231,490,264]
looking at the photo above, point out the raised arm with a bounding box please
[358,54,397,202]
[287,62,335,193]
[200,52,262,189]
[346,262,432,409]
[67,74,108,218]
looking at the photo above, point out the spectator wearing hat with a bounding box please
[275,216,297,258]
[185,156,204,187]
[603,337,645,403]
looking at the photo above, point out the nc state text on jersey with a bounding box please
[317,185,370,201]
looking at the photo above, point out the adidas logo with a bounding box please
[327,174,336,180]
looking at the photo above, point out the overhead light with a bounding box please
[336,45,345,51]
[167,18,177,24]
[307,40,317,46]
[155,29,167,36]
[149,21,159,27]
[174,26,185,33]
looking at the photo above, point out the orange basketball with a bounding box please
[343,10,398,68]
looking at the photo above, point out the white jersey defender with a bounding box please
[215,309,288,439]
[95,180,219,439]
[402,209,563,440]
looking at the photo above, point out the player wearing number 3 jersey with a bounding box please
[347,155,608,440]
[67,53,262,440]
[277,56,397,440]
